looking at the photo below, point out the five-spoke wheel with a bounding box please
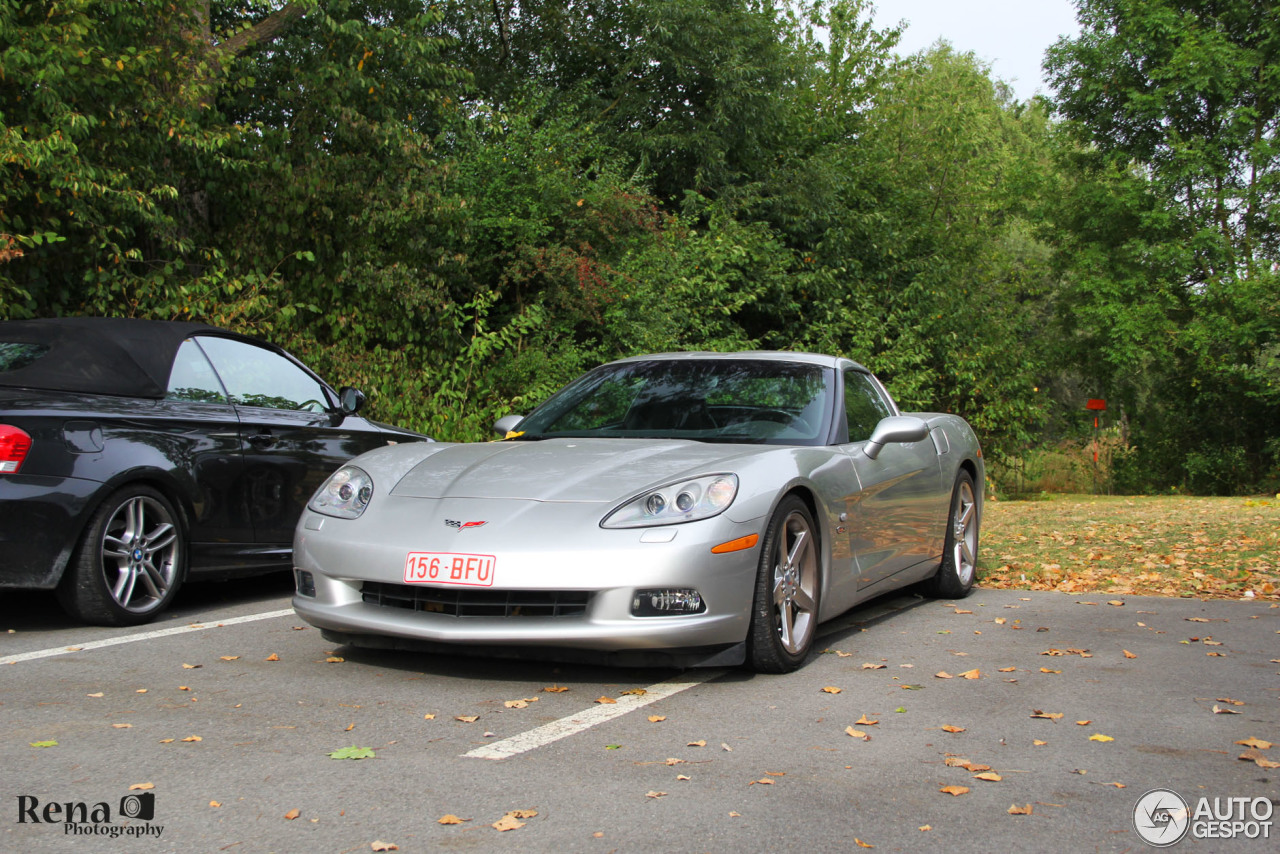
[747,496,821,672]
[923,470,979,599]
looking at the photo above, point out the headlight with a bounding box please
[602,474,738,528]
[309,465,374,519]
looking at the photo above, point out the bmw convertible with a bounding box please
[292,352,983,672]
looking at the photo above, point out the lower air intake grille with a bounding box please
[361,581,589,618]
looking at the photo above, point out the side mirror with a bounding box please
[863,415,929,460]
[493,414,525,437]
[338,387,366,415]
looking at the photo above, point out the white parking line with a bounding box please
[464,668,729,760]
[1,608,295,665]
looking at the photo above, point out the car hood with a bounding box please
[389,438,761,502]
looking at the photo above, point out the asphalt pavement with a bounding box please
[2,579,1277,853]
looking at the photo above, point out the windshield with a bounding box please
[514,359,836,445]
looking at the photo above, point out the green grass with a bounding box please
[978,494,1280,599]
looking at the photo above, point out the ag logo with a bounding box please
[1134,788,1191,847]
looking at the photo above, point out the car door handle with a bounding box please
[248,431,277,450]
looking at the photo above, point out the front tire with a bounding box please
[57,485,186,626]
[747,496,821,673]
[922,470,979,599]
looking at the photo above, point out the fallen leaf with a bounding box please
[1234,738,1273,749]
[543,685,570,693]
[1040,668,1061,674]
[220,656,240,661]
[822,686,842,694]
[854,715,879,726]
[210,801,221,808]
[959,669,981,679]
[1123,650,1137,659]
[721,743,733,751]
[997,667,1017,672]
[423,714,435,720]
[676,774,691,781]
[973,772,1003,782]
[1075,720,1091,726]
[437,815,470,825]
[919,825,932,831]
[621,688,647,696]
[935,671,954,679]
[371,842,399,852]
[687,740,707,747]
[182,663,200,669]
[845,727,869,740]
[128,783,154,791]
[1089,734,1114,742]
[854,839,874,848]
[646,790,667,798]
[180,735,203,742]
[504,700,529,709]
[648,715,666,723]
[1212,704,1241,715]
[87,692,104,698]
[1032,740,1048,746]
[749,778,774,786]
[1240,749,1280,768]
[492,815,525,832]
[1030,710,1063,720]
[284,809,301,820]
[861,663,886,670]
[325,656,345,663]
[1186,617,1209,622]
[1107,600,1125,606]
[112,723,133,729]
[664,758,685,766]
[158,738,174,744]
[328,746,375,760]
[1215,697,1244,706]
[1008,804,1033,815]
[940,725,966,733]
[455,715,479,723]
[940,785,970,796]
[595,696,617,705]
[136,689,147,693]
[1103,782,1127,789]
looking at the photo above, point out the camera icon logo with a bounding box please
[119,792,155,821]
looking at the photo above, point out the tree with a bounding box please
[1045,0,1280,492]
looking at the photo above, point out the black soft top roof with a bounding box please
[0,317,257,399]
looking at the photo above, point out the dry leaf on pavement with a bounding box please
[940,785,970,796]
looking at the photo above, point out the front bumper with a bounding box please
[291,498,764,663]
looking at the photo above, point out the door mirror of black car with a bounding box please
[863,415,929,460]
[338,387,366,415]
[493,414,524,437]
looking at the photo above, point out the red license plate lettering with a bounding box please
[404,552,496,587]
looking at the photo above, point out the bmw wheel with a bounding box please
[747,495,821,673]
[923,470,979,599]
[57,485,186,626]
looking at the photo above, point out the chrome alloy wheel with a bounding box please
[100,494,180,613]
[771,509,819,654]
[950,477,978,588]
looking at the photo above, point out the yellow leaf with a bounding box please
[325,656,345,663]
[845,727,869,739]
[437,815,470,825]
[1040,668,1061,674]
[87,692,104,697]
[621,688,647,696]
[594,696,617,704]
[371,842,399,852]
[209,801,221,808]
[648,715,666,723]
[687,740,707,747]
[940,785,970,796]
[220,656,239,661]
[1234,738,1273,749]
[940,725,965,733]
[1089,734,1114,742]
[959,669,981,679]
[854,839,874,848]
[128,782,154,790]
[935,671,954,679]
[265,653,279,661]
[1008,804,1033,815]
[180,735,202,742]
[284,808,301,820]
[972,772,1003,782]
[1032,740,1048,746]
[543,685,570,693]
[1076,720,1091,726]
[822,686,842,694]
[919,825,932,831]
[854,715,879,726]
[116,59,123,70]
[1122,650,1137,659]
[454,715,479,723]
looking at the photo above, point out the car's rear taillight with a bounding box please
[0,424,32,474]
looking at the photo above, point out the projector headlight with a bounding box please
[308,465,374,519]
[602,474,738,528]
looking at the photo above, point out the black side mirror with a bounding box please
[339,386,366,415]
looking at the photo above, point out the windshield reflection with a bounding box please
[514,360,835,446]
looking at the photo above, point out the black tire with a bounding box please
[922,470,979,599]
[56,485,186,626]
[746,496,822,673]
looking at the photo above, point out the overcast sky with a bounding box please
[870,0,1082,101]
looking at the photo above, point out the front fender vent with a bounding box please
[361,581,589,618]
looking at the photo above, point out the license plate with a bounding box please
[404,552,497,587]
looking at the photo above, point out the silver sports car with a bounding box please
[292,352,983,672]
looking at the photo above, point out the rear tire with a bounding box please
[922,471,979,599]
[57,485,186,626]
[746,496,821,673]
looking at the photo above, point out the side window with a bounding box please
[844,370,892,443]
[195,336,330,413]
[166,339,229,404]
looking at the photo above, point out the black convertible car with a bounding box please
[0,317,427,625]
